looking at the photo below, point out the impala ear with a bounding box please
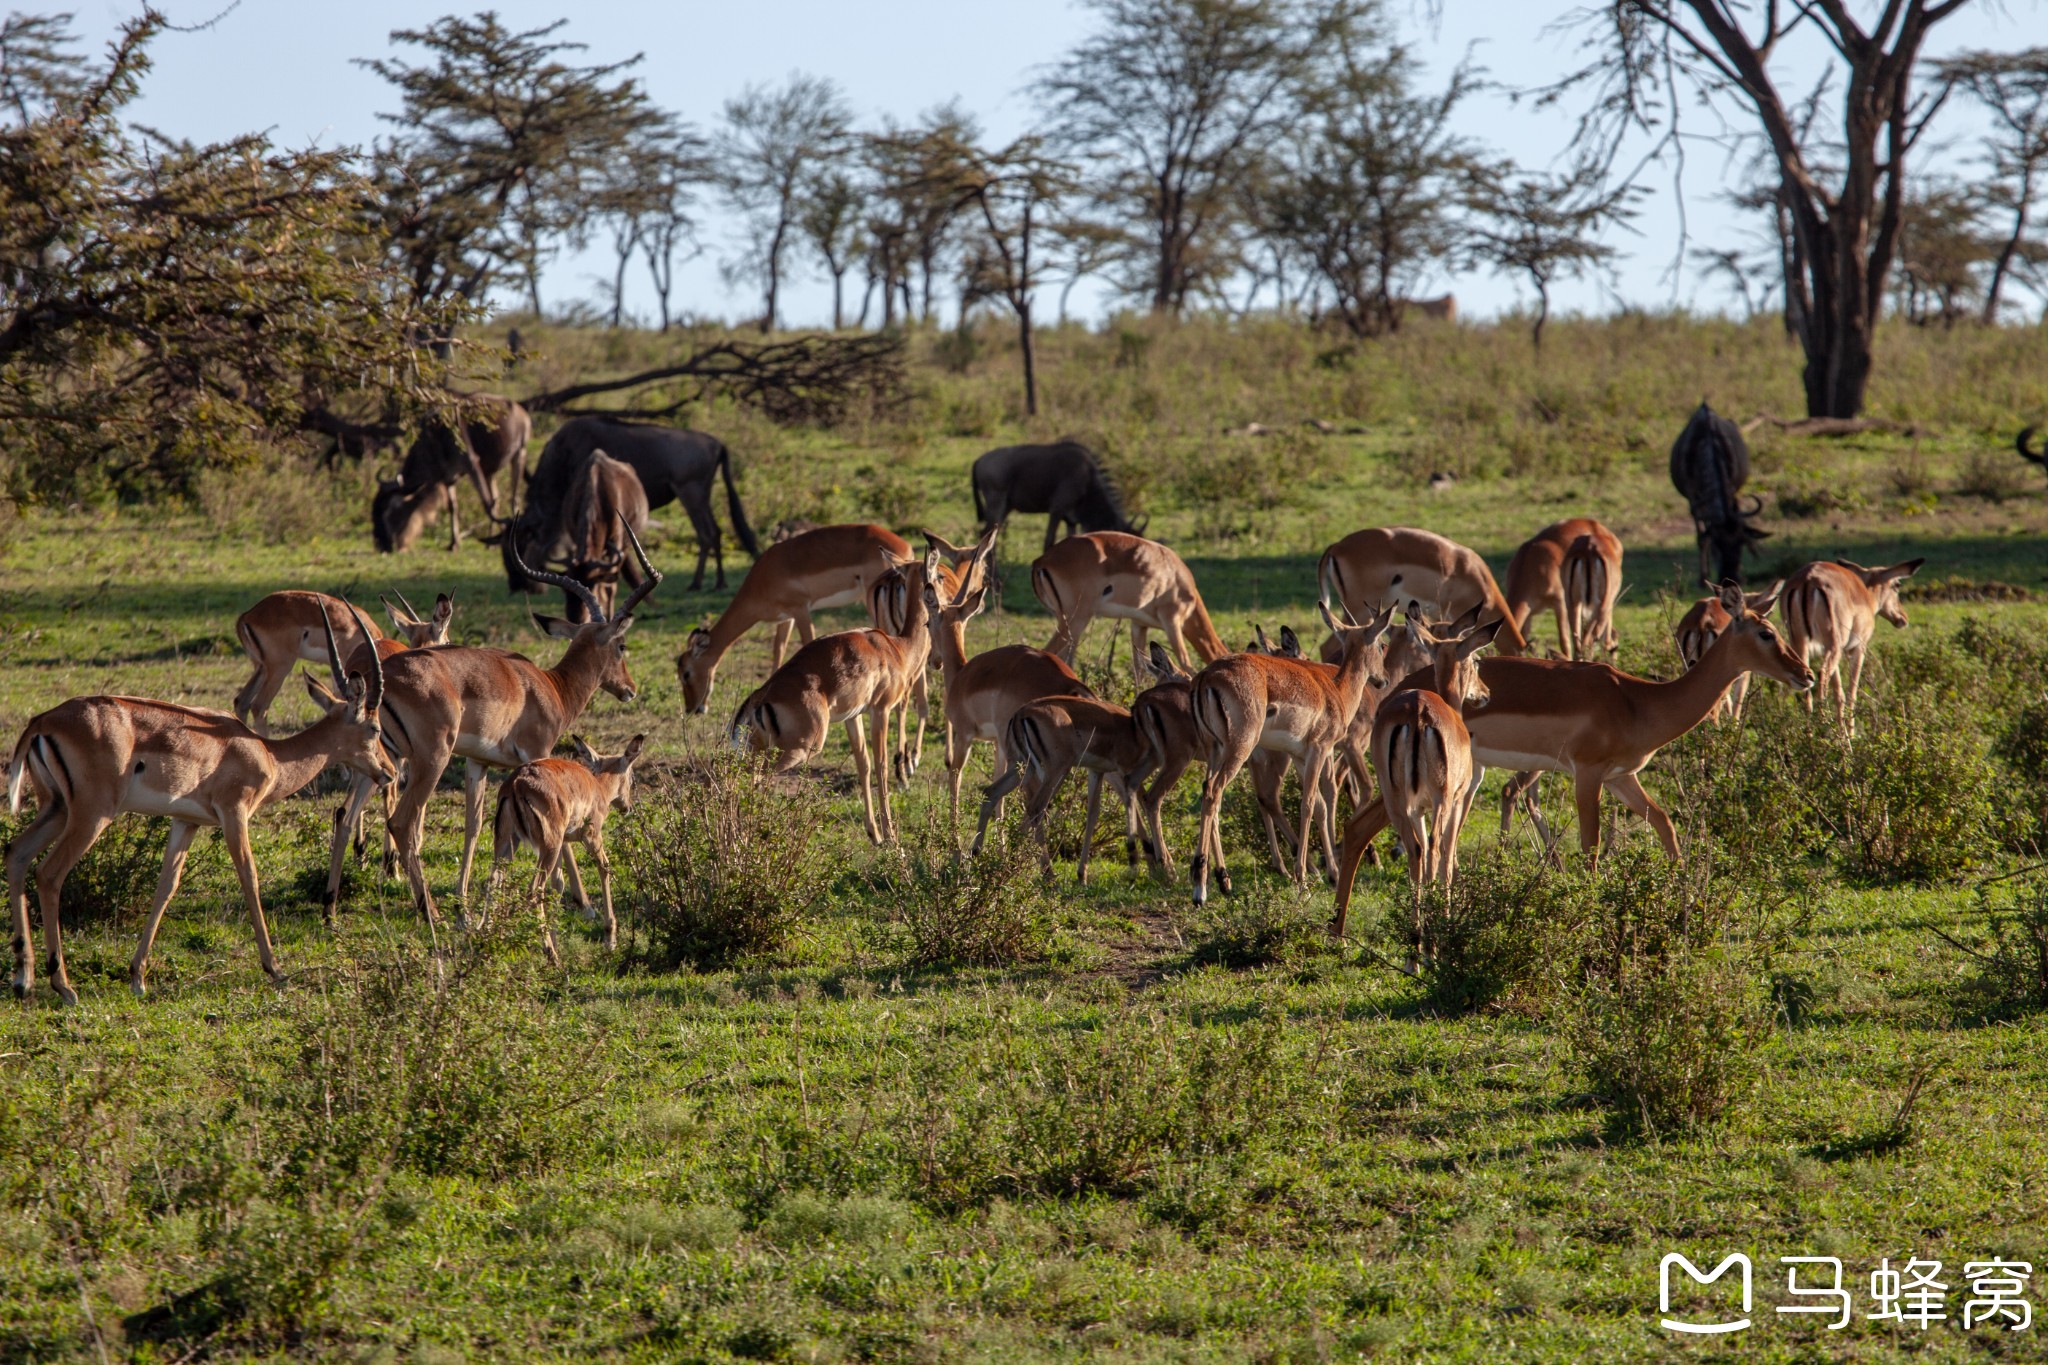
[1880,557,1926,582]
[380,594,410,630]
[1457,618,1505,658]
[1749,580,1785,615]
[534,613,580,639]
[1448,602,1485,633]
[1278,625,1303,657]
[622,733,648,763]
[303,671,345,709]
[569,734,597,762]
[433,593,454,623]
[1716,581,1745,613]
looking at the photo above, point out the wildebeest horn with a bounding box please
[615,518,664,618]
[509,529,607,623]
[1739,494,1764,517]
[2017,426,2044,466]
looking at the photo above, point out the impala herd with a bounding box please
[4,436,1930,1006]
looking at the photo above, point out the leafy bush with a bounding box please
[1943,877,2048,1020]
[1188,886,1330,970]
[1377,846,1595,1015]
[882,814,1054,969]
[619,754,830,970]
[902,1010,1293,1210]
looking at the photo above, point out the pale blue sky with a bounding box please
[70,0,2046,326]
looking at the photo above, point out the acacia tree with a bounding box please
[591,119,707,328]
[0,15,459,496]
[716,73,851,332]
[1264,44,1478,335]
[1038,0,1371,314]
[361,14,658,325]
[866,105,980,324]
[1930,48,2048,322]
[1465,162,1638,351]
[800,169,865,329]
[1563,1,1977,417]
[947,137,1078,414]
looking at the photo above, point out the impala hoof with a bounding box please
[129,977,147,999]
[56,985,78,1008]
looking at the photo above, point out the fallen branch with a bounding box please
[1741,412,1929,439]
[523,332,906,426]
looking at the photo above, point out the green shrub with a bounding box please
[1378,845,1595,1016]
[882,814,1054,969]
[1944,877,2048,1020]
[1188,885,1330,971]
[619,754,830,971]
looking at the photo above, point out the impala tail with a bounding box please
[6,730,34,816]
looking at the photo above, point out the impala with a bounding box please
[324,530,663,924]
[867,530,997,778]
[232,589,448,735]
[1318,527,1530,656]
[1503,518,1623,659]
[927,569,1094,828]
[975,695,1146,883]
[1032,531,1228,677]
[731,549,942,843]
[676,522,914,715]
[1331,583,1810,935]
[1674,581,1784,725]
[1127,643,1203,878]
[1188,603,1394,902]
[1371,618,1502,963]
[485,734,646,964]
[8,605,393,1004]
[1782,557,1925,735]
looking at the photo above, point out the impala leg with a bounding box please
[325,775,375,923]
[530,847,563,967]
[1162,619,1194,675]
[392,742,455,926]
[872,703,898,842]
[1843,645,1867,738]
[559,843,593,917]
[1605,772,1681,860]
[1077,771,1106,886]
[32,812,111,1006]
[1192,737,1251,905]
[795,609,818,649]
[1292,752,1330,887]
[946,720,972,837]
[445,483,461,551]
[1332,800,1391,938]
[456,759,489,908]
[1572,772,1606,868]
[235,664,286,738]
[973,749,1028,855]
[847,716,882,843]
[128,820,199,998]
[7,803,64,998]
[587,833,617,952]
[770,618,794,671]
[220,814,282,986]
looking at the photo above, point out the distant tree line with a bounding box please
[2,0,2045,494]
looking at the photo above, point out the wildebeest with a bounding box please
[971,440,1141,554]
[1670,400,1767,584]
[558,450,653,623]
[501,417,759,594]
[372,395,532,553]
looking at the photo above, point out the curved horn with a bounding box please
[614,518,664,618]
[2018,426,2045,466]
[1739,493,1764,518]
[319,602,349,696]
[343,601,384,713]
[508,527,607,623]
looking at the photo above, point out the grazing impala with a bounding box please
[1031,531,1228,678]
[1782,557,1925,735]
[232,590,453,736]
[325,530,663,924]
[485,734,646,963]
[975,696,1147,883]
[1674,581,1785,725]
[1331,583,1810,935]
[8,605,393,1005]
[1503,519,1623,659]
[1318,527,1530,656]
[676,523,913,715]
[1371,617,1503,962]
[731,549,943,843]
[1188,603,1394,902]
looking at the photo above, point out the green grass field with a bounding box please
[4,318,2048,1361]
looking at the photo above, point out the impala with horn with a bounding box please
[1332,583,1811,935]
[325,527,663,924]
[232,589,450,736]
[8,603,394,1005]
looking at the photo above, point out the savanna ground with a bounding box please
[2,315,2048,1362]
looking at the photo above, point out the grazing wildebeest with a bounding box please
[1670,400,1767,585]
[971,440,1141,554]
[372,395,532,553]
[558,450,652,623]
[501,417,759,594]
